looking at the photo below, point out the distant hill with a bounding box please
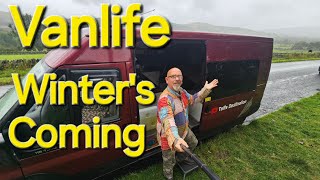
[262,26,320,41]
[171,22,275,38]
[0,11,12,31]
[171,23,320,42]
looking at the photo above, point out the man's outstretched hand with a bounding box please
[204,79,219,90]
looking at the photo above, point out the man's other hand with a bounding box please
[174,138,188,152]
[204,79,219,90]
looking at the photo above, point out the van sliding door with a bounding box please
[199,40,261,136]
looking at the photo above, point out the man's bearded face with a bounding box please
[165,68,183,92]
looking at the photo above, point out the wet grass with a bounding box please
[272,51,320,63]
[0,54,45,60]
[273,58,320,63]
[0,68,30,85]
[120,93,320,179]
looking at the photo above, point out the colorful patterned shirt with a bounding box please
[157,86,211,150]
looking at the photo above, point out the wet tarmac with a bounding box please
[244,60,320,124]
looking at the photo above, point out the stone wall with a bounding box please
[0,59,40,70]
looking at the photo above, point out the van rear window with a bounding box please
[207,60,259,99]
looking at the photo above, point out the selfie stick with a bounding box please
[180,144,220,180]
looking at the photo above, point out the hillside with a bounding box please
[0,11,12,31]
[172,22,275,38]
[262,26,320,41]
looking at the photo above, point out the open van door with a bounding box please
[134,39,207,148]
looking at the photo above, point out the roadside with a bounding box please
[0,54,45,60]
[272,51,320,63]
[0,68,29,85]
[245,60,320,123]
[119,93,320,180]
[273,58,320,63]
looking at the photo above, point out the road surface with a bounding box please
[245,60,320,124]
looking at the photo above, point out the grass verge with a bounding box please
[272,51,320,63]
[272,58,320,63]
[121,93,320,180]
[0,68,30,85]
[0,54,45,60]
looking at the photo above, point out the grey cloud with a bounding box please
[2,0,320,30]
[191,0,215,11]
[72,0,105,5]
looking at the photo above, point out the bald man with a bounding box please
[157,67,218,179]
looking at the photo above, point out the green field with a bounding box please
[272,58,320,63]
[0,68,30,85]
[0,54,45,60]
[271,43,320,63]
[121,93,320,180]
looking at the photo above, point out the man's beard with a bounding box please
[172,84,181,91]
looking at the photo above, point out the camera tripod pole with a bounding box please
[180,144,220,180]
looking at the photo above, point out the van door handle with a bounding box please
[89,78,104,83]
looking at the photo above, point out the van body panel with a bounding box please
[206,40,273,63]
[126,61,139,125]
[201,38,272,134]
[206,39,272,85]
[200,91,254,134]
[16,62,133,178]
[45,38,89,68]
[0,138,24,180]
[45,38,132,69]
[73,42,132,64]
[156,31,272,42]
[0,30,273,179]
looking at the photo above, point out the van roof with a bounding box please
[81,28,273,42]
[44,29,273,68]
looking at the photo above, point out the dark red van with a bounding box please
[0,31,273,179]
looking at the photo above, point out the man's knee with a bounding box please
[189,137,198,150]
[186,129,198,150]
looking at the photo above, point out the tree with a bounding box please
[308,42,320,51]
[9,13,45,51]
[0,31,21,51]
[291,41,308,50]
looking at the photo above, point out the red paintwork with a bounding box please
[9,30,272,179]
[43,29,272,172]
[200,91,255,134]
[0,167,23,180]
[19,63,132,178]
[45,31,272,68]
[200,36,273,134]
[45,38,132,68]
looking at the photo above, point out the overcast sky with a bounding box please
[1,0,319,30]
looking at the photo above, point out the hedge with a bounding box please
[0,59,40,70]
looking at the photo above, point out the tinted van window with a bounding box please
[207,60,259,100]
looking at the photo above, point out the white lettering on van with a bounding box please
[218,100,247,112]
